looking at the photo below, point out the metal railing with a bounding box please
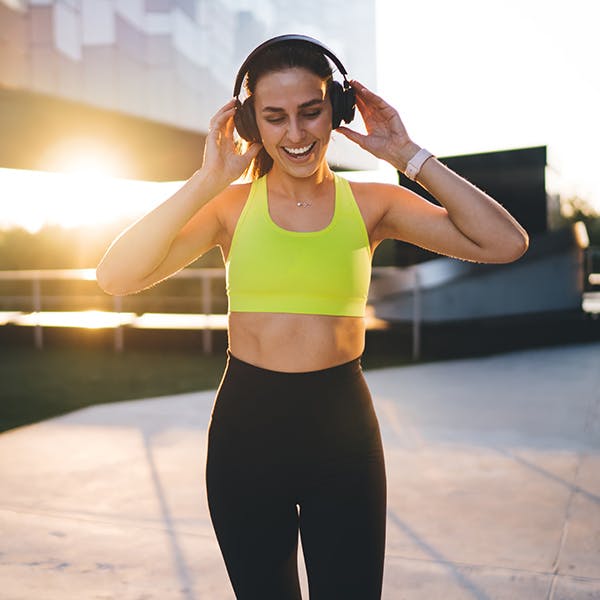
[0,268,226,353]
[3,258,598,360]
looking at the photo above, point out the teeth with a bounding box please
[284,143,315,155]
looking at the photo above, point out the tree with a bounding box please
[560,195,600,246]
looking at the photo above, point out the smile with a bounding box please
[282,142,316,157]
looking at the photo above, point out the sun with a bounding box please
[62,156,117,178]
[42,137,126,179]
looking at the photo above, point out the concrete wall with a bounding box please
[0,0,378,174]
[369,225,587,323]
[0,0,233,131]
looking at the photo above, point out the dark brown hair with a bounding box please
[242,41,333,180]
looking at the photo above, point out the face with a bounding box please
[252,67,333,178]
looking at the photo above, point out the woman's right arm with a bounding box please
[96,100,261,295]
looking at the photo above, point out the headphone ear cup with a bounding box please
[234,97,261,142]
[329,81,344,129]
[341,84,356,125]
[329,81,356,129]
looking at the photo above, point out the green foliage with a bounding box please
[0,343,411,433]
[0,222,224,270]
[0,345,227,433]
[560,195,600,245]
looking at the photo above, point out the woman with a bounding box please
[97,35,528,600]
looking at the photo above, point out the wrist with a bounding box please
[392,143,434,182]
[191,167,229,198]
[405,148,434,181]
[391,141,421,172]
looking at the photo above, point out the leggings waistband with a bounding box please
[224,349,363,383]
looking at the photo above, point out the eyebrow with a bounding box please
[261,98,325,113]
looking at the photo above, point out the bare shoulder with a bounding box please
[346,180,415,240]
[214,181,252,232]
[348,180,414,204]
[208,181,253,255]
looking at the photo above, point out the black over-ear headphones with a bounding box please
[232,34,356,143]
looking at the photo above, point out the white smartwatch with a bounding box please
[405,148,433,181]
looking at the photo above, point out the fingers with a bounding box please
[208,99,237,135]
[336,126,368,150]
[243,141,263,161]
[351,80,385,103]
[348,81,378,120]
[351,80,392,116]
[223,111,236,139]
[213,98,237,116]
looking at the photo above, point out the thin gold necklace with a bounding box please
[296,200,312,208]
[291,173,333,208]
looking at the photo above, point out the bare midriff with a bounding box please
[228,312,366,372]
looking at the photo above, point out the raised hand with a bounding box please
[201,99,262,185]
[336,81,416,169]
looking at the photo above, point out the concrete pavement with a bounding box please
[1,341,599,599]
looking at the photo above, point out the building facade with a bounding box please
[0,0,377,177]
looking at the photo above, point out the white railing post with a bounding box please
[412,269,421,361]
[32,276,43,350]
[113,295,124,353]
[0,268,227,345]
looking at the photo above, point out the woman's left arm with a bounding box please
[337,81,529,264]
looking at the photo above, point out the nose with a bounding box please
[286,117,304,143]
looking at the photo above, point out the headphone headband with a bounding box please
[232,34,356,141]
[233,34,350,99]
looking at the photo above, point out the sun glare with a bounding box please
[0,136,186,233]
[42,138,125,179]
[0,167,183,233]
[62,157,116,178]
[11,310,137,329]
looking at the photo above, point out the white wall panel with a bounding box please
[30,43,56,93]
[0,0,376,167]
[145,66,176,123]
[81,45,116,108]
[144,11,170,35]
[114,0,144,30]
[1,0,27,11]
[172,8,203,66]
[81,0,114,45]
[54,1,81,60]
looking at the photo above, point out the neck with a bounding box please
[267,163,334,199]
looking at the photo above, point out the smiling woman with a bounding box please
[94,34,528,600]
[0,167,182,233]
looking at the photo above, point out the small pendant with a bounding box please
[296,201,311,208]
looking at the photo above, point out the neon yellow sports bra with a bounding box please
[226,173,371,317]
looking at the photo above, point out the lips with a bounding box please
[282,142,316,158]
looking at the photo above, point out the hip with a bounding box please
[208,351,383,464]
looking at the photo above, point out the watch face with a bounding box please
[406,149,432,180]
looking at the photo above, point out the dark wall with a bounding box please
[0,87,206,181]
[394,146,547,266]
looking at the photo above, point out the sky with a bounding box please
[1,0,598,233]
[374,0,600,208]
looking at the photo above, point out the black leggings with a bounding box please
[206,352,387,599]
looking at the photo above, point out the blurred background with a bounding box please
[0,0,599,430]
